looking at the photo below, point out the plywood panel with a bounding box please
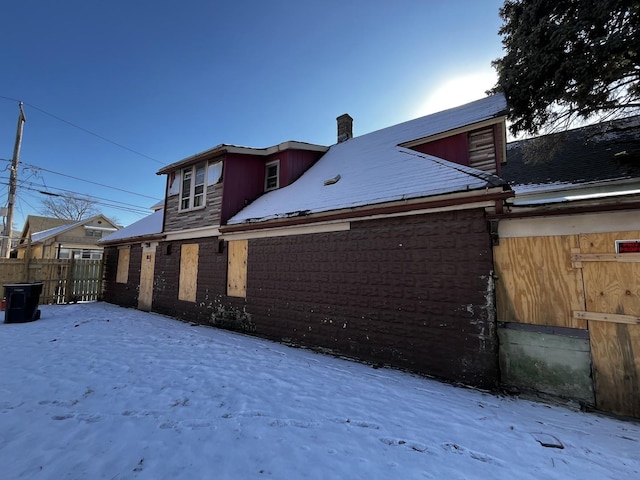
[116,248,130,284]
[583,261,640,316]
[227,240,247,298]
[179,244,199,302]
[581,230,640,318]
[494,235,586,328]
[580,230,640,254]
[138,248,155,311]
[581,231,640,416]
[589,321,640,417]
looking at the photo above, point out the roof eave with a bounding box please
[221,187,512,234]
[98,233,166,246]
[400,115,508,149]
[156,141,328,175]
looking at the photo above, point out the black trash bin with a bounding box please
[4,283,43,323]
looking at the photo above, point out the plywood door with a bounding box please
[116,248,130,284]
[179,244,199,302]
[580,231,640,417]
[227,240,247,298]
[138,245,156,311]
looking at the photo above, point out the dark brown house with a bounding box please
[101,94,512,389]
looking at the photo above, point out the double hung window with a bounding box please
[180,162,206,210]
[265,160,279,191]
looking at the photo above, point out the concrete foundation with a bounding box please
[498,323,594,405]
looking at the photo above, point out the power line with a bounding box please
[0,179,153,216]
[0,95,165,165]
[20,179,152,212]
[24,163,162,201]
[0,158,162,202]
[0,174,156,212]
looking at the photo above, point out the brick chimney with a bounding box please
[336,114,353,143]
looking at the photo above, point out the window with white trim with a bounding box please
[58,248,102,260]
[265,160,279,191]
[180,162,206,210]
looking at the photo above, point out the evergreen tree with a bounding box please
[491,0,639,135]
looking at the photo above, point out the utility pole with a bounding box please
[2,102,26,258]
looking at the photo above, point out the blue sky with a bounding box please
[0,0,505,229]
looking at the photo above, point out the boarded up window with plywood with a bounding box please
[116,248,130,284]
[468,127,497,174]
[494,235,586,329]
[227,240,247,298]
[179,244,199,302]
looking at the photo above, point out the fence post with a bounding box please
[97,258,105,301]
[65,257,75,303]
[22,239,31,281]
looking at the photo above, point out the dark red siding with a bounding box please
[220,153,265,225]
[278,149,323,186]
[220,149,323,225]
[410,132,470,166]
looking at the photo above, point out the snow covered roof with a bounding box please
[21,215,74,239]
[228,94,508,225]
[99,209,164,244]
[30,215,118,243]
[31,222,79,243]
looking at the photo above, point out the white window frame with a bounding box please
[180,162,207,211]
[264,160,280,191]
[85,229,103,238]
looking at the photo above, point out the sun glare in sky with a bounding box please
[415,70,498,118]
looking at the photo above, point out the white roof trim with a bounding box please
[509,178,640,206]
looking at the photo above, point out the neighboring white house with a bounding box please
[15,214,120,259]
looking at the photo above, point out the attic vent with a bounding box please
[324,174,341,186]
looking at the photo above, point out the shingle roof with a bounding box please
[228,94,508,225]
[502,115,640,188]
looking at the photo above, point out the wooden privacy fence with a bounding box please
[0,258,103,304]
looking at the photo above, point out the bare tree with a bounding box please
[40,193,100,220]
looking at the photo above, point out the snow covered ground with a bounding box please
[1,303,638,479]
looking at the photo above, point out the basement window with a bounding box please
[180,162,206,211]
[265,160,280,191]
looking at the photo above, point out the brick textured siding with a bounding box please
[102,208,498,389]
[102,245,141,308]
[245,209,498,388]
[152,239,229,323]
